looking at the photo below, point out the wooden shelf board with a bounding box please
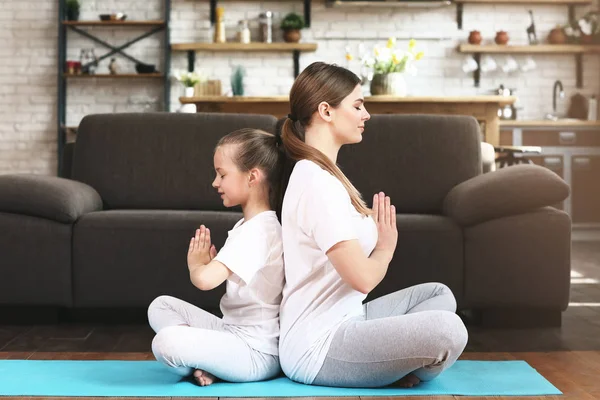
[171,42,318,52]
[500,120,600,127]
[62,20,166,26]
[326,0,451,7]
[455,0,590,3]
[458,44,600,53]
[179,95,516,105]
[63,73,164,78]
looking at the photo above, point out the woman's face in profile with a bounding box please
[331,84,371,145]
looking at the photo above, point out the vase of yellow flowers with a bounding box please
[367,38,424,96]
[371,73,407,96]
[174,71,204,97]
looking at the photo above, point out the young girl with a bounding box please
[148,128,285,387]
[278,62,468,388]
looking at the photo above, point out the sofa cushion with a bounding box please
[72,113,278,210]
[444,164,570,226]
[338,114,482,214]
[72,210,242,310]
[0,212,72,306]
[0,174,102,223]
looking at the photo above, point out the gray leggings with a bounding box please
[147,295,280,382]
[312,283,468,388]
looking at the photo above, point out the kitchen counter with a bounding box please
[499,120,600,127]
[180,95,516,146]
[180,95,517,104]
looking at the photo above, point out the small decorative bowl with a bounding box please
[110,13,127,21]
[99,13,127,21]
[135,63,157,74]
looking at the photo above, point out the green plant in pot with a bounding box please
[66,0,80,21]
[281,13,305,43]
[231,65,245,96]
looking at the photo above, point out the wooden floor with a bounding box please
[1,241,599,399]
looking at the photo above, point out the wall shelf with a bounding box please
[62,20,166,26]
[207,0,312,27]
[459,44,600,53]
[57,0,171,176]
[171,43,317,52]
[63,73,165,78]
[325,0,451,8]
[171,42,318,77]
[454,0,592,29]
[458,44,600,88]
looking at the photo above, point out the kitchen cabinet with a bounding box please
[572,156,600,223]
[181,95,516,146]
[500,129,513,146]
[522,130,600,147]
[496,121,600,224]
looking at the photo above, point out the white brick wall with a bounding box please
[0,0,599,175]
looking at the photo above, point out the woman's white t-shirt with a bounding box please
[279,160,378,383]
[213,210,284,356]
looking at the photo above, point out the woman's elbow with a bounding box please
[349,280,373,295]
[355,285,370,295]
[190,272,218,291]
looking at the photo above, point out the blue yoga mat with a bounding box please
[0,360,561,397]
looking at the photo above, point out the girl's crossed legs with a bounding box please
[148,295,279,385]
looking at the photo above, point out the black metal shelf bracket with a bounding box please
[210,0,217,25]
[569,5,576,23]
[187,51,196,72]
[304,0,311,27]
[576,53,583,88]
[457,3,463,30]
[473,53,481,88]
[293,50,300,78]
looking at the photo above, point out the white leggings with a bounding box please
[147,295,280,382]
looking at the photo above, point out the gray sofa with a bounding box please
[0,112,571,326]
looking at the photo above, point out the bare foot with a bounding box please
[394,373,421,388]
[193,369,217,386]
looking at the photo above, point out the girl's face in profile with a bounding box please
[212,144,249,208]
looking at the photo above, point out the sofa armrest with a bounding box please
[0,174,103,223]
[443,164,570,226]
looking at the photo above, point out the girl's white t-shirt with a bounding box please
[279,159,378,384]
[213,210,284,356]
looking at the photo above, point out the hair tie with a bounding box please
[274,131,283,147]
[287,113,297,122]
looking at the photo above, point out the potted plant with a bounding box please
[66,0,80,21]
[231,66,245,96]
[281,13,305,43]
[578,11,600,44]
[174,71,203,97]
[361,38,425,96]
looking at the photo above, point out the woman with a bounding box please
[278,61,468,388]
